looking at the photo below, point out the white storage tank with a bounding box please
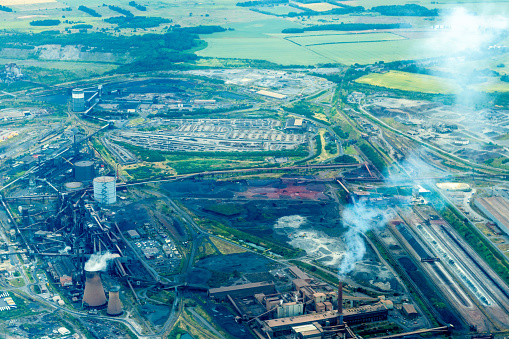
[93,176,116,204]
[64,181,84,192]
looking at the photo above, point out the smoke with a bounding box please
[426,8,508,108]
[338,203,394,279]
[84,251,116,272]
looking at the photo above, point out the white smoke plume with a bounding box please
[426,8,508,108]
[338,203,394,279]
[84,251,116,272]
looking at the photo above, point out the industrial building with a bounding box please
[474,196,509,235]
[72,88,85,112]
[285,118,307,132]
[209,282,276,301]
[210,266,393,338]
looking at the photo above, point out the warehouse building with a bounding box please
[475,196,509,235]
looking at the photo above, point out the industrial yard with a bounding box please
[1,61,509,339]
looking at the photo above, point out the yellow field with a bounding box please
[297,2,339,11]
[1,0,55,4]
[355,70,460,94]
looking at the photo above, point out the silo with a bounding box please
[93,176,116,205]
[82,270,107,309]
[74,160,95,181]
[72,88,85,112]
[107,286,123,316]
[64,181,84,192]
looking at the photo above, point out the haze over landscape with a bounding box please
[2,0,509,338]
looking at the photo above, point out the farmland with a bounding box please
[355,70,460,94]
[199,33,447,65]
[298,2,340,12]
[286,32,406,46]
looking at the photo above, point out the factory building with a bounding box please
[208,282,276,301]
[261,304,389,337]
[402,303,418,319]
[47,258,75,287]
[475,196,509,235]
[285,118,307,132]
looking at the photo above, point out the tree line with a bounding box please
[29,20,61,26]
[104,16,171,29]
[0,5,13,12]
[129,1,147,11]
[108,5,133,17]
[78,5,101,17]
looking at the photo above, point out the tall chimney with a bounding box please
[338,281,343,325]
[82,270,107,308]
[107,286,123,316]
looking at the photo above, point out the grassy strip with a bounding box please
[116,140,308,159]
[288,260,339,285]
[204,203,244,216]
[438,201,509,285]
[200,219,301,258]
[358,140,388,173]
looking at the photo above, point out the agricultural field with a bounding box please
[286,32,406,46]
[260,4,304,15]
[355,70,460,94]
[297,2,340,12]
[356,69,509,94]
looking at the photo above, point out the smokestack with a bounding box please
[82,270,107,308]
[107,286,123,316]
[338,281,343,325]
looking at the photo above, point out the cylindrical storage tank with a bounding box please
[74,160,95,181]
[64,181,84,192]
[93,176,116,205]
[82,270,107,309]
[72,88,85,112]
[107,286,123,316]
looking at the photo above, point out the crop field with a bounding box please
[297,2,339,11]
[286,32,405,46]
[199,35,447,65]
[471,79,509,93]
[261,4,303,15]
[197,37,331,65]
[355,70,460,94]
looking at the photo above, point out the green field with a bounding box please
[197,17,447,65]
[286,32,405,46]
[355,70,460,94]
[261,4,304,15]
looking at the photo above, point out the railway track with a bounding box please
[413,206,509,329]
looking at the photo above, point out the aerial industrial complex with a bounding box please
[1,3,509,335]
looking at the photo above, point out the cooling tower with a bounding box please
[107,286,123,316]
[82,270,107,308]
